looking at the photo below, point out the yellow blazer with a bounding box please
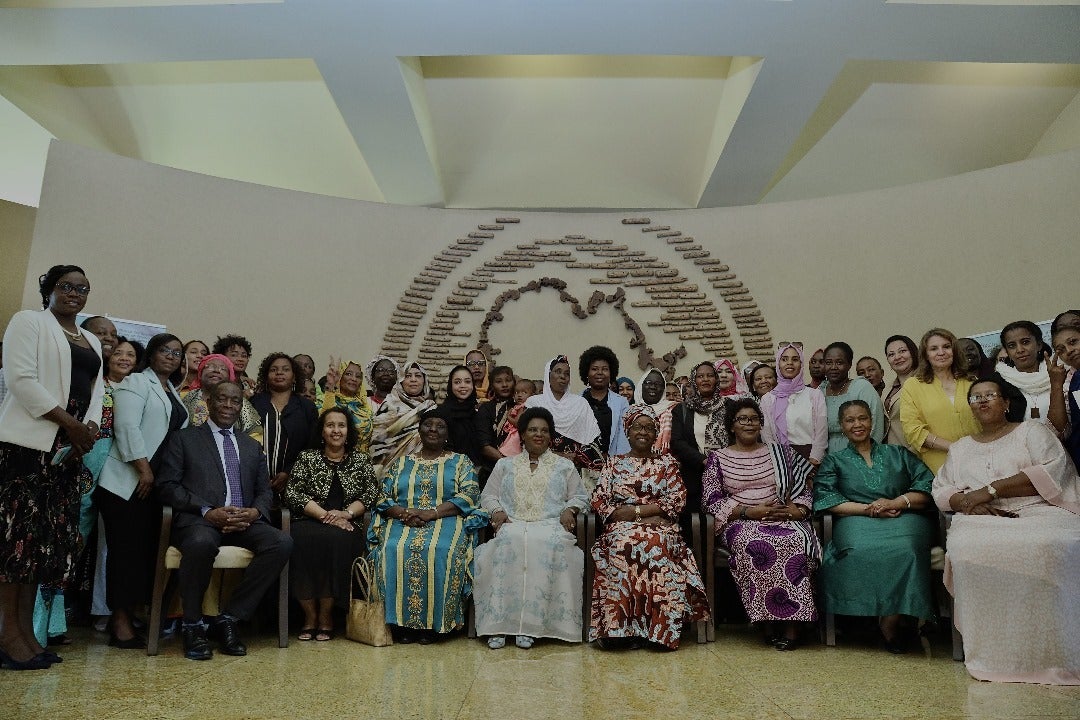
[899,375,981,473]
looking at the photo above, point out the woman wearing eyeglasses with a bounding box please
[96,333,189,648]
[702,398,820,651]
[0,265,105,669]
[932,373,1080,684]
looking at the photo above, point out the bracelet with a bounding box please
[901,495,911,508]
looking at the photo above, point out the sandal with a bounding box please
[297,628,316,642]
[315,628,334,642]
[773,637,799,651]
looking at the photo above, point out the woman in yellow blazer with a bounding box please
[0,265,104,669]
[899,328,981,473]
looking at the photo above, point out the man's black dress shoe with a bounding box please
[181,624,213,661]
[215,617,247,656]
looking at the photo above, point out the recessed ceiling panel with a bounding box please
[419,55,759,209]
[0,59,383,203]
[763,61,1080,204]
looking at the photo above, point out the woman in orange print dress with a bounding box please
[589,404,709,650]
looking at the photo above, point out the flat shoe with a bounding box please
[487,636,506,649]
[297,628,315,642]
[773,638,798,651]
[515,635,534,649]
[315,628,334,642]
[47,634,73,646]
[108,634,147,650]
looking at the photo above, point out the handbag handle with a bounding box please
[351,557,383,604]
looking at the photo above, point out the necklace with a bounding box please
[62,326,83,341]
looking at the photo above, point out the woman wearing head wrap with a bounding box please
[524,355,604,472]
[369,404,487,644]
[633,368,675,454]
[589,404,709,650]
[181,354,262,441]
[760,343,828,466]
[369,361,436,475]
[320,359,374,454]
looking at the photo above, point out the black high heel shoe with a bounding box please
[0,648,52,671]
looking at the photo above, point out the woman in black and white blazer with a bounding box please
[96,333,188,648]
[0,265,104,670]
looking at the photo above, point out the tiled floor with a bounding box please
[1,626,1077,720]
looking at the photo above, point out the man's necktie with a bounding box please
[220,429,245,508]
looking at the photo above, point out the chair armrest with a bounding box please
[158,505,174,553]
[280,507,291,536]
[822,512,833,542]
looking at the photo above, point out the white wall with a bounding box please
[19,141,1079,389]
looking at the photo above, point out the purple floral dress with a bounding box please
[702,443,820,623]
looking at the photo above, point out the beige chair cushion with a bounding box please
[164,545,255,570]
[930,545,945,572]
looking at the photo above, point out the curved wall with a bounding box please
[20,140,1079,385]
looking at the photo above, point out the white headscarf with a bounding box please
[634,367,673,415]
[525,355,601,445]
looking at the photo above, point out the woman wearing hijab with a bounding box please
[369,361,436,475]
[760,343,828,466]
[440,365,481,465]
[320,359,374,454]
[464,349,491,402]
[524,355,604,472]
[670,359,745,513]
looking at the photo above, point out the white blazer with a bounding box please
[97,368,189,500]
[0,309,104,451]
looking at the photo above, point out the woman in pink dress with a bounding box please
[702,398,820,651]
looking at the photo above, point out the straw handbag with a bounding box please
[346,557,393,646]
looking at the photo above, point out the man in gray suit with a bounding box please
[156,381,292,660]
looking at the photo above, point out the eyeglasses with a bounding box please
[56,281,90,296]
[968,392,1001,404]
[733,416,761,425]
[158,347,183,359]
[466,360,487,368]
[777,341,804,349]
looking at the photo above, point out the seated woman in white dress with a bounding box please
[473,407,588,649]
[933,373,1080,685]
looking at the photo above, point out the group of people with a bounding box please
[0,264,1077,686]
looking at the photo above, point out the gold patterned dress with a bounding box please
[368,452,487,632]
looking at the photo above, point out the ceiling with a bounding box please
[0,1,1078,210]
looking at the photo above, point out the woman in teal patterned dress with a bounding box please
[814,399,936,653]
[368,406,487,644]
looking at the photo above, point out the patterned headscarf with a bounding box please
[190,353,236,391]
[714,358,749,397]
[770,343,806,446]
[622,402,658,435]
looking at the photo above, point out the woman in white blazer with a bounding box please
[0,265,104,670]
[95,333,188,648]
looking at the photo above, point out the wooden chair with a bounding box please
[694,512,725,643]
[938,512,963,661]
[469,511,592,642]
[146,506,290,656]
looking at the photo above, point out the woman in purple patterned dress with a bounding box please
[702,397,820,651]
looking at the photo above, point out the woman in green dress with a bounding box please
[814,399,935,653]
